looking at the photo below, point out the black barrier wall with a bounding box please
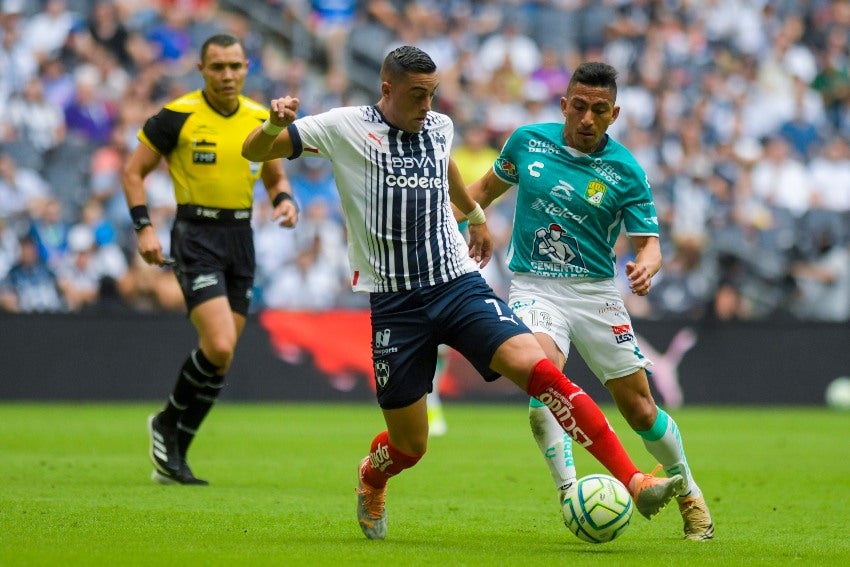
[1,312,848,405]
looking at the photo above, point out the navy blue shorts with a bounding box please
[369,272,531,409]
[170,219,255,316]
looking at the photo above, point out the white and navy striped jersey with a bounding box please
[288,105,477,293]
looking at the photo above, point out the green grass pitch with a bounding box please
[1,402,848,566]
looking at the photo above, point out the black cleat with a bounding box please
[148,413,181,477]
[151,460,209,486]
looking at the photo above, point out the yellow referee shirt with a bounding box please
[138,90,267,209]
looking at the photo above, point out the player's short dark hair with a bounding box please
[381,45,437,81]
[568,62,618,99]
[200,34,244,61]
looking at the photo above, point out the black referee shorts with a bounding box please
[170,219,255,316]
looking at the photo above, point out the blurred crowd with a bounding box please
[1,0,849,322]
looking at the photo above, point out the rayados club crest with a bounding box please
[374,360,390,389]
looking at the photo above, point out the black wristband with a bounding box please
[272,192,295,208]
[130,205,152,232]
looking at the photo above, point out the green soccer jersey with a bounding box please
[493,122,658,280]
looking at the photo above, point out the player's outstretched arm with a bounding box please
[467,168,512,209]
[242,96,300,162]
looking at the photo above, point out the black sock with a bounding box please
[178,373,225,456]
[160,349,218,427]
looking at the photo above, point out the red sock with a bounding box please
[362,431,423,489]
[526,359,639,487]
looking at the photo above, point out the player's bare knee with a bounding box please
[202,340,235,369]
[411,441,428,457]
[395,435,428,457]
[623,402,657,430]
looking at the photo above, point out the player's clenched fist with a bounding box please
[270,96,300,127]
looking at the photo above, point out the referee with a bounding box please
[122,34,298,485]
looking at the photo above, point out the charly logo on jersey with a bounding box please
[528,161,544,177]
[584,179,607,207]
[611,324,634,344]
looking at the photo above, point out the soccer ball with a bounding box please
[825,377,850,409]
[562,474,633,544]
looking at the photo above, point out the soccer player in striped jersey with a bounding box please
[468,61,714,541]
[243,46,683,540]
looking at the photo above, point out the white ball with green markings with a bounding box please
[562,474,633,544]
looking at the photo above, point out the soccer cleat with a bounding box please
[148,413,181,477]
[151,459,209,486]
[631,465,686,519]
[356,457,387,540]
[679,494,715,541]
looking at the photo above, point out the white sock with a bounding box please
[529,399,576,491]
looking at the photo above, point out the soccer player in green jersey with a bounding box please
[468,61,714,541]
[245,47,685,540]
